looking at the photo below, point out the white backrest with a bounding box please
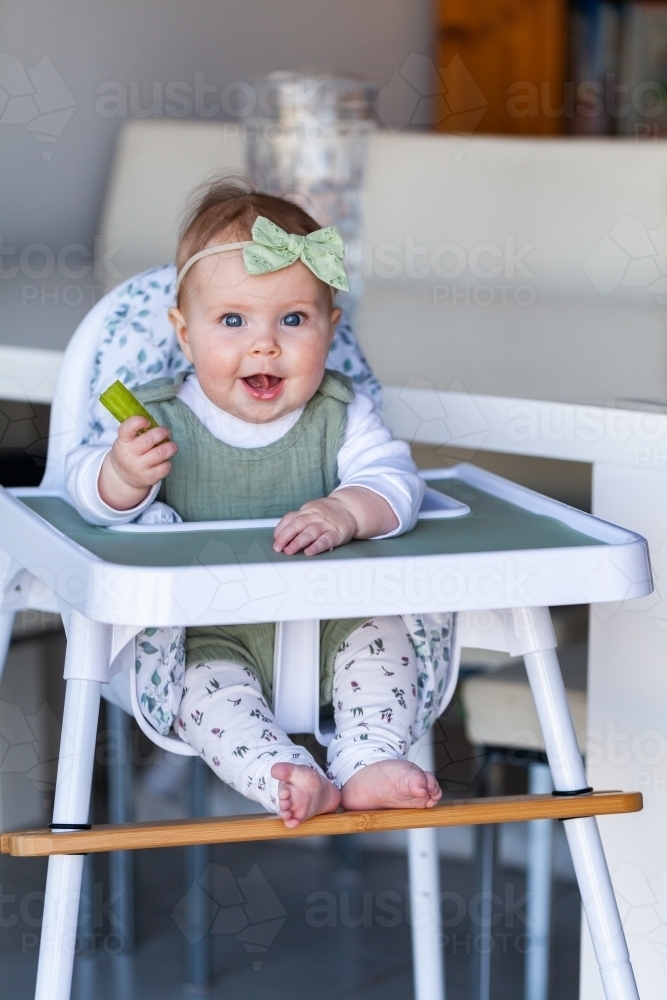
[98,120,245,289]
[41,264,192,492]
[41,293,119,491]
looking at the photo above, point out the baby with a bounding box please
[67,181,442,827]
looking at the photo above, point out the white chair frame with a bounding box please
[0,296,646,1000]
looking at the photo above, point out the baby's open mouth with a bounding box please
[241,373,285,400]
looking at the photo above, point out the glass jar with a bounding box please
[245,72,377,312]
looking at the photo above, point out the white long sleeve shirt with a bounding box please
[65,374,424,537]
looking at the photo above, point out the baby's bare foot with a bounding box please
[271,763,340,829]
[341,759,442,811]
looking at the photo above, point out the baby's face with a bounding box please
[169,251,341,423]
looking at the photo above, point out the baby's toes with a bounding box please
[403,766,443,806]
[410,774,429,799]
[272,762,293,782]
[278,788,293,812]
[404,767,430,798]
[423,771,442,806]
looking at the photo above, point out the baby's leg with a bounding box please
[327,618,442,810]
[176,661,339,826]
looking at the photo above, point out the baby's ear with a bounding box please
[168,307,193,360]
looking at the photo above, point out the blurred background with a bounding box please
[5,0,667,349]
[3,1,667,998]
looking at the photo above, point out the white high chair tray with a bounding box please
[0,463,652,627]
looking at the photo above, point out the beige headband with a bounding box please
[175,241,253,293]
[175,216,349,296]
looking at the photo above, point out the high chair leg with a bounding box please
[523,637,639,1000]
[34,613,108,1000]
[0,610,15,684]
[408,731,446,1000]
[184,757,211,991]
[107,701,135,954]
[469,756,503,1000]
[524,761,554,1000]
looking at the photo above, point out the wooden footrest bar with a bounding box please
[1,791,641,858]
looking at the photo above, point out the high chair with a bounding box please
[0,270,652,1000]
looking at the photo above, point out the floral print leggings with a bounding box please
[175,616,419,814]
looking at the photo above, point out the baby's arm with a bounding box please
[273,487,397,556]
[98,417,177,510]
[273,393,423,556]
[65,415,176,525]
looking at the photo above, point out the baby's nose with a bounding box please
[251,338,279,354]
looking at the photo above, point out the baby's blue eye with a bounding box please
[223,314,243,327]
[283,313,302,327]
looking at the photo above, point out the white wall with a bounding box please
[0,0,433,349]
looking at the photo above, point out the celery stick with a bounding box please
[99,380,158,432]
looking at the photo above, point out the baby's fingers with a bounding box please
[282,522,336,556]
[117,415,153,441]
[141,439,178,468]
[133,425,173,454]
[118,419,171,454]
[145,459,174,482]
[273,511,306,551]
[302,531,338,556]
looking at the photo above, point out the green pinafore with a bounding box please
[134,370,366,705]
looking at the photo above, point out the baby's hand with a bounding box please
[273,487,399,556]
[273,496,357,556]
[98,416,177,511]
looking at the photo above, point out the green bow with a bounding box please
[243,216,349,291]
